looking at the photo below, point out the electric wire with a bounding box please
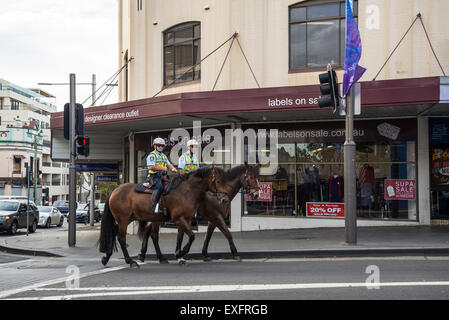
[373,13,446,81]
[81,58,132,106]
[235,36,261,88]
[418,14,446,76]
[212,35,236,91]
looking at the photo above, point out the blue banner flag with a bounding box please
[343,0,366,96]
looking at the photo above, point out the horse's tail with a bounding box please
[137,220,148,240]
[98,195,118,254]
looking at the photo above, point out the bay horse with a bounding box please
[137,163,260,263]
[98,167,229,268]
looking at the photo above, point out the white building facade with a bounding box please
[0,79,69,205]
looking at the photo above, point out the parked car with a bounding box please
[37,206,64,228]
[53,200,70,217]
[74,203,101,224]
[98,203,105,216]
[0,200,39,235]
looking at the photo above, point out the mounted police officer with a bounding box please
[147,137,177,214]
[178,139,200,175]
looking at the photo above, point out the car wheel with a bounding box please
[57,217,64,227]
[8,221,18,235]
[46,218,51,228]
[29,220,37,233]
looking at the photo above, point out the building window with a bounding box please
[163,22,201,86]
[14,157,22,171]
[289,0,358,71]
[11,100,20,110]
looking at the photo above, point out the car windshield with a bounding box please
[37,206,52,212]
[0,201,19,211]
[79,204,88,210]
[54,201,68,206]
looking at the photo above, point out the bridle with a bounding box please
[242,169,261,196]
[210,171,229,202]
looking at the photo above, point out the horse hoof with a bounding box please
[101,256,109,266]
[130,261,140,269]
[159,258,169,264]
[203,256,212,262]
[138,254,145,262]
[178,258,187,265]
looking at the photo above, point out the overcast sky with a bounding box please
[0,0,118,111]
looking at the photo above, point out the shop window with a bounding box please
[243,120,417,221]
[429,118,449,219]
[289,0,358,70]
[163,22,201,86]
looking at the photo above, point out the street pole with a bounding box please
[26,163,30,236]
[33,135,37,204]
[68,74,77,247]
[344,86,357,244]
[92,74,96,106]
[90,172,95,226]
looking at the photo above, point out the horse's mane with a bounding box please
[223,165,246,181]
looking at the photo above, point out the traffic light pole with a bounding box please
[68,74,77,247]
[344,86,357,244]
[90,173,95,226]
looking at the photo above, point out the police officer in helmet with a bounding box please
[147,137,177,214]
[178,139,200,175]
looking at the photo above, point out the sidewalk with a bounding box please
[1,225,449,260]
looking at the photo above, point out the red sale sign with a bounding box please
[306,202,345,218]
[246,182,272,202]
[384,179,416,200]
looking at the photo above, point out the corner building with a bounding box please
[51,0,449,232]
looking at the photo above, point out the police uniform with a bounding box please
[178,151,200,174]
[147,149,172,213]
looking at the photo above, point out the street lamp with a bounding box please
[38,74,97,106]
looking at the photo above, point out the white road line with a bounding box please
[0,259,35,268]
[0,261,150,300]
[7,281,449,300]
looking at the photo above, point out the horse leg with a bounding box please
[202,222,216,261]
[117,223,139,268]
[138,223,152,262]
[149,223,168,264]
[175,228,185,259]
[215,216,240,261]
[176,218,195,260]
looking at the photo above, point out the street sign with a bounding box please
[96,175,118,183]
[76,163,118,172]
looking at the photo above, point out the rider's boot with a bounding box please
[151,188,162,214]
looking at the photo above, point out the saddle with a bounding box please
[134,175,172,195]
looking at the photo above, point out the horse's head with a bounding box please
[209,167,230,204]
[242,162,261,200]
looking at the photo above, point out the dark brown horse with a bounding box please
[138,164,260,263]
[98,167,229,268]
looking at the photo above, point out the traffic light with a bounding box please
[25,168,33,187]
[64,103,84,140]
[317,68,339,113]
[76,136,90,157]
[42,187,49,205]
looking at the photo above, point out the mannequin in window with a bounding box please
[358,163,375,216]
[304,165,320,201]
[329,174,344,203]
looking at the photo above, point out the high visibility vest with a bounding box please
[148,150,169,174]
[182,152,199,173]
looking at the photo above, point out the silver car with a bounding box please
[37,206,64,228]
